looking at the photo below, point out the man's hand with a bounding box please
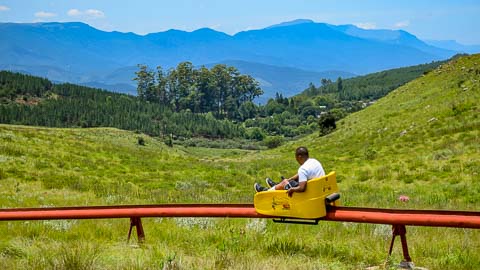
[287,182,306,197]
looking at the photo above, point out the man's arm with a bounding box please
[287,181,306,197]
[286,174,299,181]
[275,174,300,191]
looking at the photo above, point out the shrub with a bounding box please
[137,136,145,146]
[363,147,377,160]
[164,134,173,147]
[318,112,336,136]
[246,127,266,141]
[263,135,284,149]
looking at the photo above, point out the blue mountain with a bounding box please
[0,20,461,99]
[205,60,354,103]
[331,24,455,59]
[425,40,480,54]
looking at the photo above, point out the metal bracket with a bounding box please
[273,218,320,225]
[127,217,145,243]
[388,224,413,267]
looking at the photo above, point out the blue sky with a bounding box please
[1,0,479,44]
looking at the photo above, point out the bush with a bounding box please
[246,127,266,141]
[263,135,284,149]
[318,112,336,136]
[164,134,173,147]
[301,106,321,118]
[364,147,377,160]
[329,108,347,120]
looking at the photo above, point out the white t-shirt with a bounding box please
[297,158,325,182]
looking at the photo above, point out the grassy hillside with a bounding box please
[0,54,479,269]
[298,54,479,209]
[0,126,257,206]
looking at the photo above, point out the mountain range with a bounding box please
[1,19,475,100]
[424,39,480,54]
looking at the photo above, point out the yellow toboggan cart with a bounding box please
[254,171,341,223]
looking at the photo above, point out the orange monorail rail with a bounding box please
[1,204,479,265]
[1,204,479,228]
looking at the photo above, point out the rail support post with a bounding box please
[127,217,145,244]
[388,225,414,269]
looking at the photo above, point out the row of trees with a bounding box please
[0,73,245,139]
[0,71,52,100]
[134,62,263,121]
[302,60,445,100]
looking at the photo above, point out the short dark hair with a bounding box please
[295,147,309,158]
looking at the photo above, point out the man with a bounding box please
[254,147,325,197]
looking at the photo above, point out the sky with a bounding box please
[1,0,479,44]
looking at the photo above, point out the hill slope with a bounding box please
[292,53,480,208]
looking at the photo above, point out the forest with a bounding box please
[0,59,445,148]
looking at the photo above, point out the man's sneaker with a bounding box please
[265,177,277,188]
[254,183,268,192]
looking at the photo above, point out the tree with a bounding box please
[329,108,347,121]
[166,68,179,110]
[318,112,336,136]
[337,77,343,93]
[238,101,257,121]
[210,64,230,117]
[321,78,332,87]
[175,62,196,111]
[242,75,263,102]
[196,66,214,113]
[265,99,284,116]
[134,64,155,101]
[156,66,168,105]
[301,106,320,118]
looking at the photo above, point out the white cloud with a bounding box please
[67,8,105,19]
[67,9,82,17]
[354,22,377,30]
[35,11,57,18]
[0,5,10,11]
[394,20,410,28]
[85,9,105,18]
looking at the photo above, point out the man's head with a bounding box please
[295,147,309,165]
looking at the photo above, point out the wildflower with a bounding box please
[399,195,410,202]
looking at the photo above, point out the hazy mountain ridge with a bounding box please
[0,20,470,99]
[205,60,355,102]
[425,39,480,54]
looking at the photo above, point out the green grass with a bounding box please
[1,54,479,269]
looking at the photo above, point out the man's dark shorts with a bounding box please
[284,180,299,190]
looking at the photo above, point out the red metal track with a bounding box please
[1,204,479,229]
[324,206,480,228]
[0,204,258,220]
